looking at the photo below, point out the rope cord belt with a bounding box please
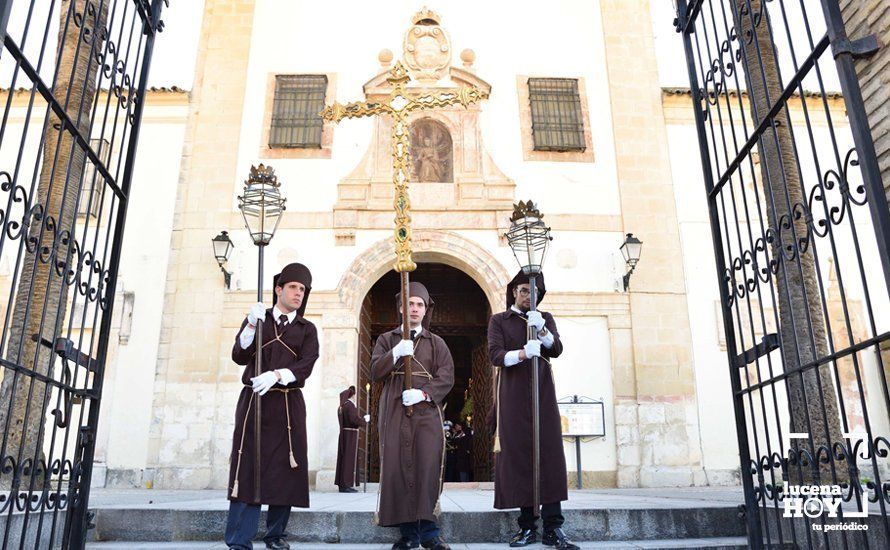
[231,385,300,499]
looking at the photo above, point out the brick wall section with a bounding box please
[840,0,890,206]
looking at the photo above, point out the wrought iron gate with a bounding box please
[674,0,890,547]
[0,0,164,548]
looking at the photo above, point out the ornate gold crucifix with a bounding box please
[321,61,488,415]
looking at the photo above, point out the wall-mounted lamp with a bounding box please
[211,230,234,288]
[619,233,643,291]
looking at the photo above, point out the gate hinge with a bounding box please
[734,333,780,368]
[832,34,881,60]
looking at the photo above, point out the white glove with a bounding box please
[251,371,278,395]
[247,302,266,326]
[363,414,371,423]
[402,388,426,406]
[526,310,546,331]
[392,339,414,361]
[524,339,542,359]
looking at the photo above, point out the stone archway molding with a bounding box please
[337,229,510,315]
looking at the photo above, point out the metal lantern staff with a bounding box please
[364,381,371,493]
[504,200,552,517]
[237,164,286,501]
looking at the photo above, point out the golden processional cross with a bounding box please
[321,61,488,415]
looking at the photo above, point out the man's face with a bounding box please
[275,281,306,314]
[399,296,427,328]
[513,283,532,311]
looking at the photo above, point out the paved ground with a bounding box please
[88,487,745,512]
[86,539,749,549]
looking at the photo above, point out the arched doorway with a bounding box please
[357,263,493,483]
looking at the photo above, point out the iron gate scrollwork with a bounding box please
[0,0,165,548]
[674,0,890,548]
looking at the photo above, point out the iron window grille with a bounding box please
[269,75,328,148]
[78,138,112,218]
[528,78,586,152]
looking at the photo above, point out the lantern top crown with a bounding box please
[510,200,544,222]
[246,163,279,187]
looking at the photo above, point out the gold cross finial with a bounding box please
[321,59,488,272]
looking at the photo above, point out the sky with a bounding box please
[0,1,841,94]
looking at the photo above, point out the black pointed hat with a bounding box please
[506,269,546,308]
[272,262,312,316]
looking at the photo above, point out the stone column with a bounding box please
[600,0,706,487]
[146,0,258,489]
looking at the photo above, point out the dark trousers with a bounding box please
[518,502,564,531]
[399,519,440,544]
[224,501,290,550]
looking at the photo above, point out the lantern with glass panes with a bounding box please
[619,233,643,291]
[211,231,234,288]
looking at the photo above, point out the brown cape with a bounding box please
[370,327,454,526]
[488,270,567,509]
[335,387,363,488]
[227,312,319,506]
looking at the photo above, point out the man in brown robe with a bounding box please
[225,263,319,550]
[370,282,454,550]
[488,270,578,550]
[335,385,369,492]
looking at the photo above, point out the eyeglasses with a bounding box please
[516,288,531,296]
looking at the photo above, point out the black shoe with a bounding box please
[421,537,450,550]
[392,537,420,550]
[265,538,291,550]
[509,528,538,547]
[542,528,579,550]
[338,486,358,493]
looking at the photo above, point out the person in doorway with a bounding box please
[224,263,319,550]
[371,282,454,550]
[487,270,578,550]
[335,385,370,492]
[452,423,473,483]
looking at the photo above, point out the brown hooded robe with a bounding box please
[227,263,319,507]
[370,282,454,526]
[335,386,363,488]
[488,271,568,509]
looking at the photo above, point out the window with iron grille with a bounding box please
[269,75,328,148]
[79,138,111,218]
[528,78,586,152]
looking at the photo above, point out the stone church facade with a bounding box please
[76,0,883,492]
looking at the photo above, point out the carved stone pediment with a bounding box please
[333,10,515,245]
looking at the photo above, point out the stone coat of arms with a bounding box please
[403,8,451,81]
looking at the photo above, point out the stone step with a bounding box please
[90,507,747,544]
[86,538,754,549]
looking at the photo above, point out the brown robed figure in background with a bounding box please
[224,263,319,550]
[488,271,578,550]
[335,385,369,492]
[371,282,454,550]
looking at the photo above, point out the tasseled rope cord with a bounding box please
[231,392,254,498]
